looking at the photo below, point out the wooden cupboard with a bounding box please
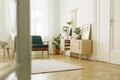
[61,39,92,59]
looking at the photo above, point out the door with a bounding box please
[97,0,110,62]
[110,0,120,64]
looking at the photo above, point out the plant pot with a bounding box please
[76,34,81,39]
[54,49,60,55]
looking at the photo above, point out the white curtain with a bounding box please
[0,0,16,41]
[7,0,17,40]
[30,0,55,53]
[0,0,16,56]
[30,0,50,40]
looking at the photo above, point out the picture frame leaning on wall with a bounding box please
[81,24,91,40]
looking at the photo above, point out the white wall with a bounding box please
[60,0,94,26]
[60,0,97,60]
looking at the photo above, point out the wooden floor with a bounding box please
[31,55,120,80]
[0,56,12,72]
[0,55,120,80]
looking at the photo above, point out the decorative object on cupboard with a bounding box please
[81,24,91,40]
[73,27,82,39]
[62,21,73,39]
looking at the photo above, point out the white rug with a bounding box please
[32,59,83,74]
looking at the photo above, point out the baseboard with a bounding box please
[70,53,79,58]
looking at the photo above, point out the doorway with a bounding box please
[110,0,120,64]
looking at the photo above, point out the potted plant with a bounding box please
[73,27,82,39]
[52,34,61,55]
[62,21,73,38]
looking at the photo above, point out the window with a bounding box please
[30,0,49,39]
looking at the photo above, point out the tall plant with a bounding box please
[52,34,61,49]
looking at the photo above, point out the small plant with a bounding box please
[73,27,81,35]
[73,27,82,39]
[52,34,61,49]
[66,21,73,25]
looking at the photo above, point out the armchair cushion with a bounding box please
[32,44,48,48]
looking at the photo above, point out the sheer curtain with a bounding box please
[30,0,50,40]
[0,0,16,41]
[8,0,59,55]
[30,0,54,53]
[0,0,16,54]
[0,0,17,79]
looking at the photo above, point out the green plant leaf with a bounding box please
[73,27,81,34]
[52,34,61,49]
[67,21,73,25]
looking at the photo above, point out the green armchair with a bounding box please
[13,36,49,59]
[32,36,49,57]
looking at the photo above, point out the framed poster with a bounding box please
[81,24,91,40]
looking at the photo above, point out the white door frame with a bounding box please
[109,0,120,65]
[0,0,31,80]
[96,0,111,62]
[17,0,31,80]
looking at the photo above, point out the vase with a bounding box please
[76,34,81,39]
[63,32,69,39]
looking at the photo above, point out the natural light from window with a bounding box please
[30,0,50,40]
